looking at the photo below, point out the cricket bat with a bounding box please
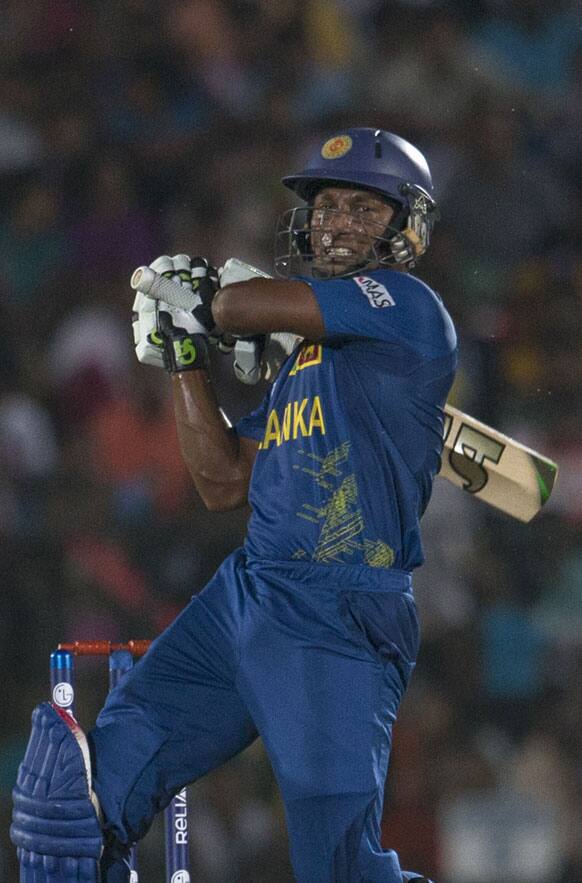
[130,260,558,522]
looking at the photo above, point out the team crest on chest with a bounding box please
[289,343,323,376]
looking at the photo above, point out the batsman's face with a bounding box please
[310,186,395,276]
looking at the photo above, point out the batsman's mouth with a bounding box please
[314,238,370,255]
[315,239,375,261]
[324,246,356,257]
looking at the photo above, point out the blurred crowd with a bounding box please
[1,0,581,880]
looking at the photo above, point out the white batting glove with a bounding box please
[132,287,164,368]
[132,254,217,367]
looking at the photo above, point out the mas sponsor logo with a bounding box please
[353,276,395,309]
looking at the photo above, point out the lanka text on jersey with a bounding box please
[258,395,326,450]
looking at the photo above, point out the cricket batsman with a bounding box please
[12,128,456,881]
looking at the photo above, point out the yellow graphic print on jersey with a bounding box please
[312,475,365,563]
[363,539,395,568]
[294,442,395,566]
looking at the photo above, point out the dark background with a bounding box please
[1,1,581,880]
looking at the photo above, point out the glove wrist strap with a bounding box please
[163,333,209,373]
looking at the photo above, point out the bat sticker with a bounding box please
[446,421,505,493]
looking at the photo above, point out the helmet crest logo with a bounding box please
[321,135,353,160]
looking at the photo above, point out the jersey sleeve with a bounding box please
[235,390,270,441]
[301,269,457,360]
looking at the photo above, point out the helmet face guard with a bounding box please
[277,129,438,278]
[275,184,437,279]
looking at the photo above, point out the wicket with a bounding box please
[49,640,191,883]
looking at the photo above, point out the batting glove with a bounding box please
[132,254,219,368]
[150,254,219,335]
[157,311,210,373]
[132,286,165,368]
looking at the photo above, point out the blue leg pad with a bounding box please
[11,703,103,882]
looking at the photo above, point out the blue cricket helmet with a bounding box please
[282,128,434,207]
[277,128,438,275]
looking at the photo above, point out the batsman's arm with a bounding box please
[174,278,324,509]
[212,278,326,339]
[171,370,259,511]
[132,255,261,511]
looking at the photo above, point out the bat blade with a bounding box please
[441,405,558,521]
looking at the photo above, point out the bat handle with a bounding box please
[130,266,196,311]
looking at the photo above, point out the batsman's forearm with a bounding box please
[213,278,325,339]
[171,372,253,511]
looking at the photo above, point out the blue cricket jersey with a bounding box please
[236,269,457,571]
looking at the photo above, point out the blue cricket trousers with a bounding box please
[89,549,420,882]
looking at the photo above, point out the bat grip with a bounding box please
[130,266,196,311]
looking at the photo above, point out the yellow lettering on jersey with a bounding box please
[293,398,308,439]
[289,343,323,376]
[308,396,326,436]
[263,408,281,448]
[260,396,327,450]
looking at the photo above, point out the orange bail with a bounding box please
[58,640,152,656]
